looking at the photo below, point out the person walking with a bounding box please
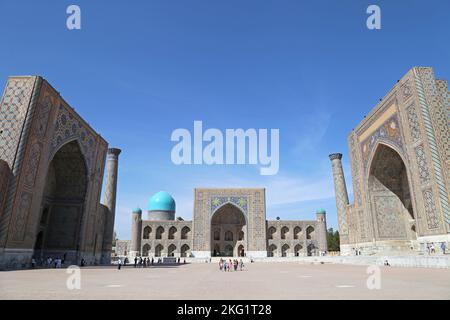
[134,256,138,268]
[118,258,122,270]
[239,259,244,271]
[441,242,446,254]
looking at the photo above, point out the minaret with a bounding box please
[329,153,349,244]
[101,148,121,264]
[130,208,142,257]
[315,208,328,253]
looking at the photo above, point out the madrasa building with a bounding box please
[0,76,120,269]
[116,188,328,259]
[330,67,450,255]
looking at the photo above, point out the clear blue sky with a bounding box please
[1,1,449,239]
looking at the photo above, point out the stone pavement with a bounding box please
[0,262,449,300]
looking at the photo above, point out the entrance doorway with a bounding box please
[33,140,88,263]
[210,203,246,257]
[368,143,416,239]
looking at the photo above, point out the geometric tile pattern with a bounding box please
[11,192,33,242]
[210,196,248,216]
[415,68,450,229]
[406,103,421,143]
[423,188,440,229]
[415,145,431,185]
[358,209,366,240]
[429,80,450,161]
[349,135,362,207]
[50,104,97,173]
[23,143,41,187]
[373,194,406,239]
[32,94,52,139]
[360,114,404,167]
[0,78,35,168]
[401,79,413,102]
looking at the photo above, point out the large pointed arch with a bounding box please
[366,140,409,179]
[33,140,89,263]
[367,142,417,240]
[210,202,247,256]
[48,138,91,175]
[211,201,248,224]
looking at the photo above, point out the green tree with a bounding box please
[326,228,340,252]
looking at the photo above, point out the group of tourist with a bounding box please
[352,242,448,256]
[218,258,244,271]
[116,256,187,269]
[30,255,67,268]
[426,242,446,255]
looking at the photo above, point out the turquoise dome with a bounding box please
[132,207,142,214]
[316,208,326,214]
[148,191,176,212]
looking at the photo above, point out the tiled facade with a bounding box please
[330,67,450,255]
[118,188,328,259]
[0,76,119,269]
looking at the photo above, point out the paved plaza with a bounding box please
[0,262,449,300]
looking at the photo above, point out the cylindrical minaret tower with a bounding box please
[329,153,349,244]
[130,207,142,257]
[101,148,121,264]
[315,208,328,253]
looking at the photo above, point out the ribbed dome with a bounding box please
[316,208,326,214]
[148,191,176,212]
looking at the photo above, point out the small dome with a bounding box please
[316,208,326,214]
[148,191,176,212]
[132,207,142,214]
